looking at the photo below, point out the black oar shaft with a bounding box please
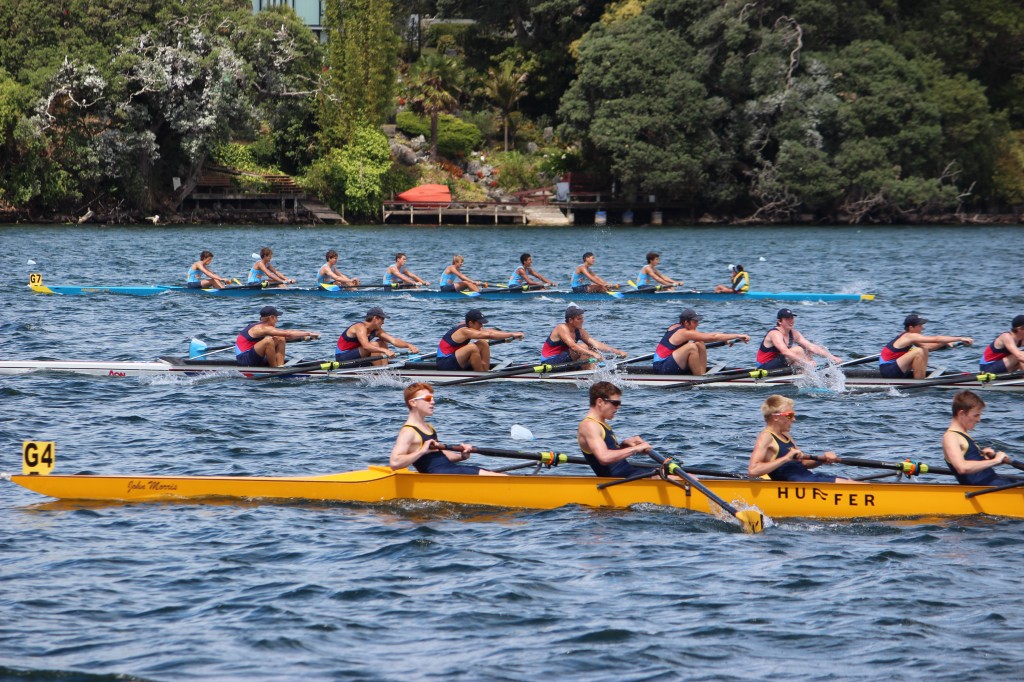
[647,450,742,515]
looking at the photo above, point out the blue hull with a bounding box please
[29,282,874,303]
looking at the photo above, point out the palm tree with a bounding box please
[406,55,462,159]
[484,62,528,152]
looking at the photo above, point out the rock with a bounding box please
[380,124,396,137]
[391,143,418,166]
[526,142,538,154]
[543,127,554,143]
[409,135,426,151]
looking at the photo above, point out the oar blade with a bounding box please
[734,509,765,534]
[510,424,534,441]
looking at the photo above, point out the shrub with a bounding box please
[395,111,482,158]
[301,125,395,220]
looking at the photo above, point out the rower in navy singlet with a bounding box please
[749,395,858,483]
[541,305,626,364]
[436,309,524,371]
[653,308,749,375]
[234,305,320,368]
[943,390,1015,486]
[979,314,1024,374]
[755,308,840,370]
[578,382,654,478]
[333,306,417,367]
[878,313,973,380]
[389,382,504,476]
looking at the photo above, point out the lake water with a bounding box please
[1,223,1023,680]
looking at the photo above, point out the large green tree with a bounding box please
[320,0,399,149]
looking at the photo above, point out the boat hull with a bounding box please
[10,467,1023,520]
[27,279,872,303]
[1,358,1022,391]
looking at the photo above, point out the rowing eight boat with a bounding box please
[27,274,874,303]
[8,464,1023,520]
[1,357,1022,391]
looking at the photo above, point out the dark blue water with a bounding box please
[1,224,1023,680]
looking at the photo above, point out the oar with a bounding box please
[666,364,797,389]
[837,354,880,368]
[801,454,955,476]
[436,358,596,387]
[646,450,765,534]
[252,355,386,381]
[610,340,736,369]
[853,370,1024,394]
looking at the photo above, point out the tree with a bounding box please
[483,61,527,151]
[320,0,399,149]
[406,56,461,159]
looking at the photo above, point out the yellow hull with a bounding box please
[10,467,1024,520]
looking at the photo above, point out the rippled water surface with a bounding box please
[2,224,1024,680]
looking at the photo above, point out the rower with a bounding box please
[578,381,654,478]
[879,313,973,379]
[317,249,360,287]
[748,395,858,482]
[541,305,628,364]
[755,308,840,370]
[979,314,1024,373]
[943,390,1015,486]
[636,252,684,290]
[714,264,750,294]
[439,254,481,292]
[436,309,524,371]
[247,247,295,285]
[335,306,419,367]
[186,250,230,289]
[383,252,428,288]
[652,308,750,375]
[509,253,556,289]
[235,306,319,367]
[571,252,615,293]
[389,382,504,475]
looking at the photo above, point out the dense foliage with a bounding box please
[0,0,1022,222]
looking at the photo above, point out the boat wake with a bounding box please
[358,369,409,388]
[795,362,848,394]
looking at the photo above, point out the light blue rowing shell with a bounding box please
[28,283,874,303]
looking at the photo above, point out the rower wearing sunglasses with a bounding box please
[577,381,654,478]
[389,382,504,476]
[748,395,859,483]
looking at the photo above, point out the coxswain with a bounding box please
[247,247,295,285]
[541,305,628,364]
[235,306,319,367]
[755,308,840,370]
[438,254,482,292]
[878,313,973,379]
[389,383,504,476]
[943,390,1016,486]
[508,253,556,289]
[186,251,230,289]
[571,252,616,293]
[652,308,750,375]
[714,264,750,294]
[335,306,420,367]
[748,395,858,483]
[979,314,1024,374]
[635,252,684,289]
[317,250,360,287]
[578,381,654,478]
[383,252,428,288]
[436,309,525,371]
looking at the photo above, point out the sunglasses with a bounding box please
[603,398,622,407]
[773,411,796,419]
[410,394,435,403]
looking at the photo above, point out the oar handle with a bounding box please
[469,446,586,466]
[803,454,954,476]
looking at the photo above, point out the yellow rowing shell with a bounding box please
[9,466,1024,521]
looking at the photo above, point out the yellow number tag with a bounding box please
[22,441,55,475]
[29,273,43,286]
